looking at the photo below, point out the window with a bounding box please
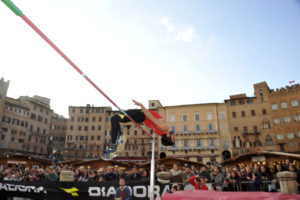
[11,130,17,134]
[291,100,299,107]
[11,137,15,142]
[71,117,74,122]
[195,125,201,133]
[170,125,176,133]
[208,124,214,132]
[183,114,187,122]
[272,104,278,110]
[208,139,216,148]
[195,114,200,121]
[251,110,255,116]
[283,116,291,124]
[241,111,246,117]
[24,111,29,116]
[78,126,82,131]
[183,140,189,148]
[170,114,175,122]
[234,127,238,132]
[6,105,12,110]
[85,118,89,122]
[92,117,96,122]
[80,108,83,113]
[239,100,245,105]
[91,126,95,131]
[232,112,236,118]
[99,117,102,122]
[262,109,267,115]
[15,108,21,113]
[277,134,284,140]
[220,112,226,120]
[230,101,236,106]
[12,119,19,125]
[294,114,300,122]
[287,133,294,139]
[253,125,258,132]
[98,126,101,131]
[207,112,212,120]
[265,135,273,146]
[298,132,300,138]
[97,136,100,140]
[247,99,254,104]
[274,118,280,125]
[70,125,73,131]
[243,126,248,133]
[222,123,226,130]
[222,139,229,149]
[290,141,295,148]
[84,126,88,131]
[196,139,203,148]
[2,116,11,123]
[183,125,188,133]
[263,122,270,129]
[281,102,288,109]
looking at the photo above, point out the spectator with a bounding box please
[117,168,128,181]
[115,178,131,200]
[37,169,46,182]
[275,164,283,174]
[13,171,23,181]
[248,173,261,191]
[46,168,58,182]
[98,174,104,182]
[188,175,208,190]
[191,165,198,175]
[30,174,39,182]
[283,159,291,171]
[170,183,181,193]
[3,173,13,181]
[170,164,183,184]
[206,162,212,173]
[227,171,240,191]
[198,166,211,183]
[182,165,195,185]
[104,166,117,181]
[245,166,253,181]
[141,169,149,180]
[258,166,272,181]
[253,164,260,174]
[210,166,224,191]
[129,167,141,181]
[81,170,89,182]
[289,165,300,185]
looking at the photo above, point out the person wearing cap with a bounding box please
[115,178,131,200]
[188,175,208,190]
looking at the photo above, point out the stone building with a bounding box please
[64,105,158,160]
[48,113,68,160]
[225,82,276,157]
[152,100,230,163]
[269,84,300,153]
[0,78,53,155]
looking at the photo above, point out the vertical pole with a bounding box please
[149,133,155,200]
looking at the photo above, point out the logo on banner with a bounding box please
[60,187,79,196]
[0,183,47,194]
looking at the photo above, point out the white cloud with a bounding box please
[175,27,195,42]
[160,17,175,32]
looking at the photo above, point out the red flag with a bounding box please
[289,80,295,84]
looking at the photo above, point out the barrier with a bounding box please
[0,180,170,200]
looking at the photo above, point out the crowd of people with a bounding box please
[0,159,299,193]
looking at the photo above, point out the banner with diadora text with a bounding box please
[0,180,170,200]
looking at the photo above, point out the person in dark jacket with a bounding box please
[104,166,117,181]
[129,167,141,181]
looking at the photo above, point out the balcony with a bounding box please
[242,131,260,137]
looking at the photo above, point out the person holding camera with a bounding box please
[188,175,208,190]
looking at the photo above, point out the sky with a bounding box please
[0,0,300,117]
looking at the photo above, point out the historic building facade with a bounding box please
[225,82,276,157]
[269,84,300,153]
[151,100,230,163]
[64,105,158,160]
[0,78,53,155]
[48,113,68,160]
